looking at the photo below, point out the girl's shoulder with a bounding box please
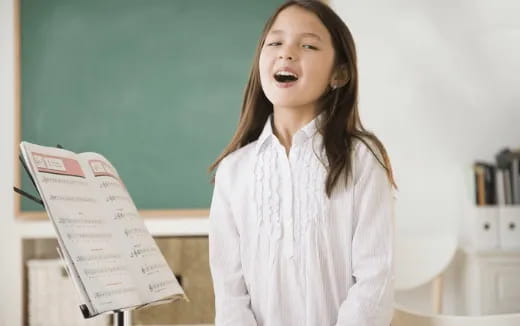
[216,141,258,177]
[351,135,397,197]
[351,136,384,164]
[350,135,390,185]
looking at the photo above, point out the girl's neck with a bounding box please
[272,105,318,154]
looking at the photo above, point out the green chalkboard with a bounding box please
[20,0,282,212]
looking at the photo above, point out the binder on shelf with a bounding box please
[496,169,505,206]
[473,162,496,206]
[496,149,520,205]
[504,169,513,205]
[472,206,500,251]
[498,206,520,249]
[512,159,520,204]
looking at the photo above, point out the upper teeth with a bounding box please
[276,71,298,78]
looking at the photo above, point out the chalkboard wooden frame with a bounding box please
[14,0,26,218]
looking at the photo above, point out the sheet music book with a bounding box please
[19,141,187,318]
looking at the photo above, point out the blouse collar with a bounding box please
[255,112,324,155]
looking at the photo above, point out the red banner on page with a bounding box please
[31,152,85,178]
[88,160,119,180]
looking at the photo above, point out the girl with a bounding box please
[208,1,397,325]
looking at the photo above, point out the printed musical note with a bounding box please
[57,217,103,225]
[99,180,121,189]
[76,253,121,262]
[42,176,89,186]
[124,227,147,237]
[148,279,176,293]
[49,195,96,203]
[113,210,139,220]
[67,232,112,241]
[140,263,168,275]
[105,195,130,203]
[94,287,136,299]
[84,265,127,277]
[129,247,158,258]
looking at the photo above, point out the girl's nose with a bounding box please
[278,54,293,60]
[278,44,297,61]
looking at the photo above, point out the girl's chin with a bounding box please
[269,98,312,108]
[264,85,321,108]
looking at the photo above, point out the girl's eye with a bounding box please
[302,44,318,50]
[266,41,282,47]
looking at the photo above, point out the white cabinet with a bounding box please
[468,206,520,251]
[464,249,520,315]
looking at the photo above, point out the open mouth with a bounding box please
[273,70,299,83]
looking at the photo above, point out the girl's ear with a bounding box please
[330,64,349,89]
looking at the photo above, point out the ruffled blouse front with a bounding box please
[209,114,395,326]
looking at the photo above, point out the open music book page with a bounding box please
[20,141,187,317]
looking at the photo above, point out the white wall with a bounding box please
[331,0,520,313]
[331,0,520,234]
[0,0,22,324]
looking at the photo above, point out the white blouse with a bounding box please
[209,114,395,326]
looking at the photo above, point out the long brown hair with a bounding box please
[209,0,397,196]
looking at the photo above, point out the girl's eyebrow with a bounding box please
[268,29,323,41]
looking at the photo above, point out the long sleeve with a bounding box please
[209,162,258,326]
[335,145,395,326]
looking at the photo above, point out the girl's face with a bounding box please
[259,5,335,110]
